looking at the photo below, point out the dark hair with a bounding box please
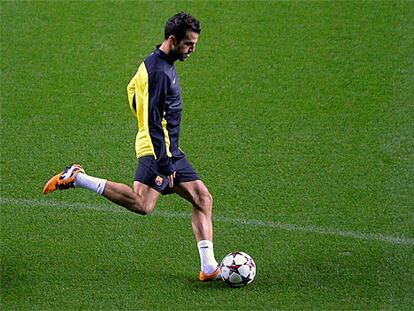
[164,12,201,42]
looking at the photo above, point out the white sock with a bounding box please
[197,240,218,274]
[74,172,107,195]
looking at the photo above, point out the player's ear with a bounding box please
[168,35,177,47]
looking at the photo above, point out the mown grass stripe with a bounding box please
[1,197,413,246]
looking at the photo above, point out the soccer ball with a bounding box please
[220,251,256,287]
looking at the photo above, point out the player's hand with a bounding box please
[168,171,176,188]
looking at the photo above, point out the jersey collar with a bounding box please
[156,45,175,65]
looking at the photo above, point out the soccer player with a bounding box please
[43,12,220,282]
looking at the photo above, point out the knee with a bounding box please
[194,190,213,211]
[130,197,154,216]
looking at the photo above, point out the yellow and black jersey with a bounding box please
[127,46,184,175]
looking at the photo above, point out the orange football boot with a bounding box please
[199,267,221,282]
[42,164,85,195]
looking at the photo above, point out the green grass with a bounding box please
[1,0,413,310]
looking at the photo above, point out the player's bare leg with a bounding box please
[174,180,220,281]
[43,164,160,215]
[174,180,213,241]
[102,181,160,215]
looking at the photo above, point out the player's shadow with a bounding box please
[187,278,232,290]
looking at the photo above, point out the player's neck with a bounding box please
[159,41,170,54]
[159,41,176,63]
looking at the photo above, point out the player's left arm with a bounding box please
[147,71,176,179]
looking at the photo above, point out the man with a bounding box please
[43,12,221,282]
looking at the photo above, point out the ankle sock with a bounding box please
[197,240,219,274]
[74,172,107,195]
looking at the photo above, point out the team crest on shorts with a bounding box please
[155,176,163,186]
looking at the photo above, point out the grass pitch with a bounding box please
[1,1,413,310]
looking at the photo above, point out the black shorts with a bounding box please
[134,156,200,195]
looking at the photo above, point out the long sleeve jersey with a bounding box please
[127,46,184,175]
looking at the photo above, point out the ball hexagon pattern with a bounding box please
[219,251,256,287]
